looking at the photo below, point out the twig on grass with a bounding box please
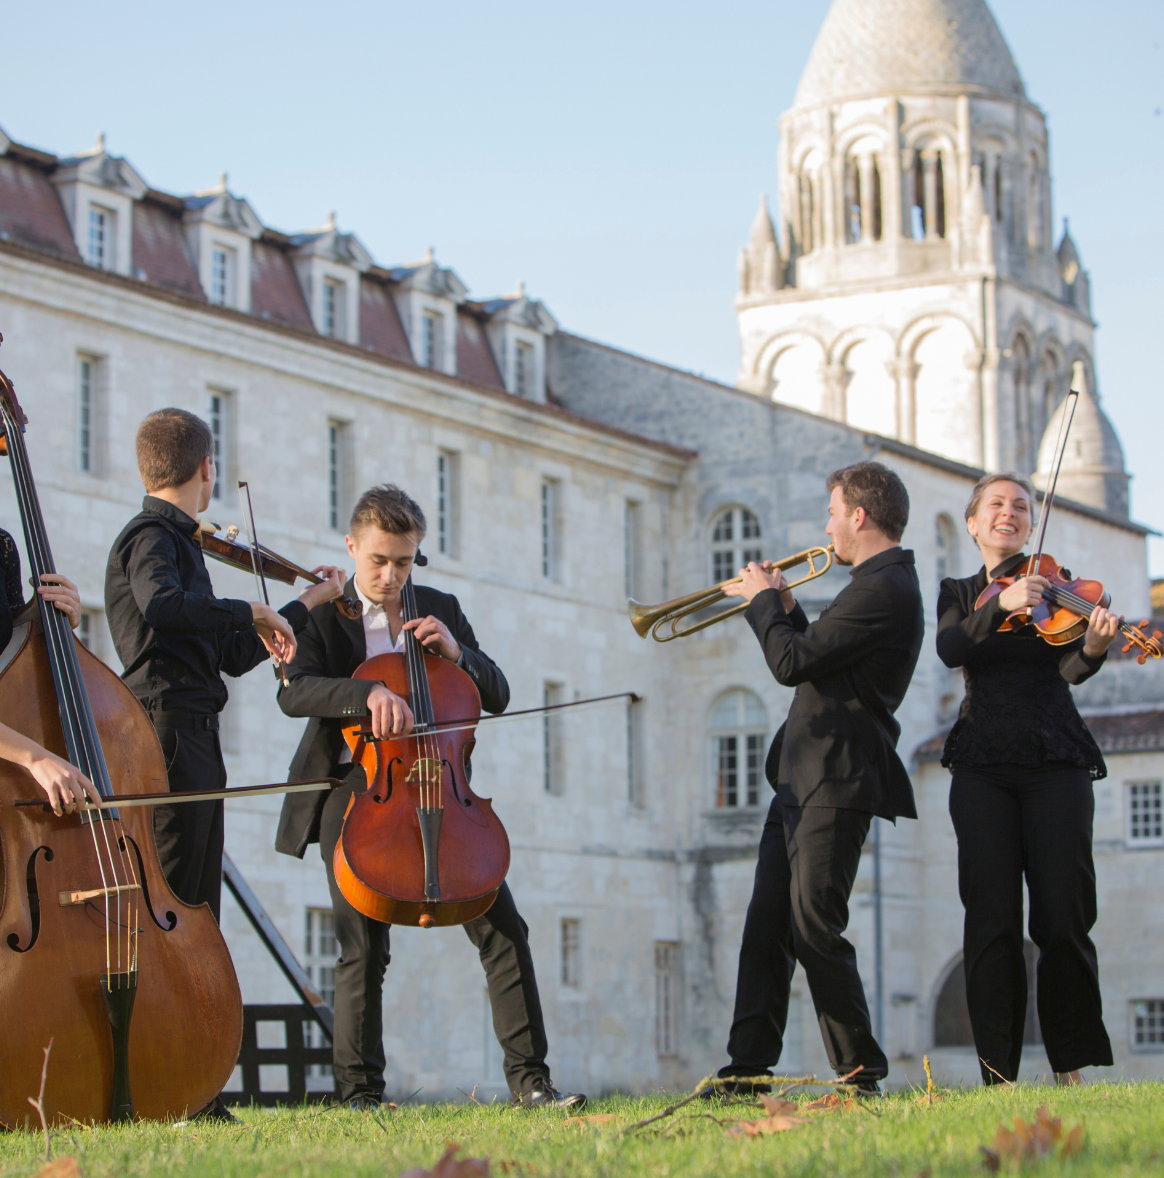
[27,1039,53,1161]
[979,1058,1014,1088]
[456,1086,482,1106]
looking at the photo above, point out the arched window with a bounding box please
[933,942,1042,1048]
[710,507,762,583]
[798,171,816,254]
[911,147,946,241]
[935,514,957,600]
[710,689,768,809]
[844,151,882,245]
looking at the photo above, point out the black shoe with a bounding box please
[343,1094,384,1111]
[701,1070,773,1099]
[515,1084,587,1111]
[193,1097,239,1123]
[848,1078,882,1096]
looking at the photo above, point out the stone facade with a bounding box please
[0,0,1161,1100]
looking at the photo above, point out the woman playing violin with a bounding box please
[937,473,1119,1086]
[0,527,101,814]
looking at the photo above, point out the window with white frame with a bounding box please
[328,420,351,530]
[77,354,102,474]
[935,513,957,599]
[624,500,642,600]
[208,391,230,500]
[437,451,460,558]
[303,908,336,1089]
[560,918,581,987]
[543,681,564,795]
[87,205,113,269]
[655,942,680,1057]
[514,340,534,397]
[710,507,762,583]
[710,689,767,809]
[541,479,560,580]
[1128,782,1164,847]
[421,311,441,368]
[78,609,100,654]
[210,245,236,307]
[1131,1000,1164,1051]
[322,279,344,339]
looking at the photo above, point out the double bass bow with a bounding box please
[333,558,510,929]
[976,363,1163,665]
[0,344,243,1125]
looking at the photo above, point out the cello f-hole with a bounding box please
[375,758,402,804]
[7,845,52,952]
[121,836,177,932]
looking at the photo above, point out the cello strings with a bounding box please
[3,408,133,975]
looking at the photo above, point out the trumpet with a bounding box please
[628,544,835,642]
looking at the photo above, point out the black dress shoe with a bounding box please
[515,1084,587,1111]
[193,1097,239,1123]
[701,1070,773,1099]
[850,1078,882,1096]
[343,1094,385,1111]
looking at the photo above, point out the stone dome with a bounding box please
[794,0,1026,108]
[1035,381,1129,518]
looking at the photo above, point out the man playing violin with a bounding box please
[712,461,923,1094]
[275,483,584,1112]
[937,473,1119,1086]
[104,409,345,1120]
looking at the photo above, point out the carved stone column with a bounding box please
[890,358,919,444]
[824,361,849,421]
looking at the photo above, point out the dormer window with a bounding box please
[87,206,113,269]
[711,507,762,582]
[421,311,441,368]
[515,341,534,397]
[322,279,345,339]
[210,245,235,307]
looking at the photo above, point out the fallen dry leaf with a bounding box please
[563,1114,623,1128]
[802,1092,860,1113]
[32,1161,81,1178]
[916,1167,932,1178]
[724,1096,809,1140]
[982,1106,1084,1168]
[980,1145,1001,1173]
[399,1142,490,1178]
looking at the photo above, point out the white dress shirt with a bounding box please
[338,578,404,764]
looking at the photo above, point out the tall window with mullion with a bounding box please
[624,500,642,600]
[303,908,336,1091]
[710,688,768,809]
[540,478,561,581]
[76,354,103,474]
[207,390,231,500]
[710,506,762,583]
[543,681,565,795]
[437,451,461,558]
[327,420,352,531]
[86,205,113,269]
[210,245,235,307]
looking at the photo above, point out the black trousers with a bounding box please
[949,764,1113,1082]
[725,797,887,1082]
[151,716,226,922]
[319,783,551,1102]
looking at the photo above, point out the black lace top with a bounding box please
[936,558,1107,779]
[0,528,24,653]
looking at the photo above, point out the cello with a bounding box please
[0,350,242,1125]
[332,563,510,929]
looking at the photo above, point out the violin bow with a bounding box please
[237,481,288,686]
[1028,361,1084,579]
[13,777,344,812]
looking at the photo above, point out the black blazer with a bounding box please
[744,547,924,821]
[274,579,510,858]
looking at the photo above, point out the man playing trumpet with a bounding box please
[713,461,923,1093]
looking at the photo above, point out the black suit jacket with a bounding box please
[274,579,510,858]
[744,547,923,821]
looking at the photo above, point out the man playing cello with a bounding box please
[275,484,584,1111]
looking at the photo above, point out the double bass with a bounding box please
[333,565,510,928]
[0,351,242,1124]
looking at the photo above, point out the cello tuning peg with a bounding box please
[1122,643,1133,654]
[1140,620,1150,629]
[1154,631,1163,641]
[1139,654,1149,665]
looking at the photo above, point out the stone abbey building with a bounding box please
[0,0,1161,1097]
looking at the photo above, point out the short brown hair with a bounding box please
[964,472,1035,522]
[136,409,214,492]
[826,461,910,542]
[349,484,427,538]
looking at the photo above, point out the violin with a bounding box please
[332,569,510,929]
[976,553,1163,664]
[0,343,242,1125]
[197,517,362,621]
[973,361,1162,666]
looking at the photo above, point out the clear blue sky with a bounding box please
[2,2,1162,569]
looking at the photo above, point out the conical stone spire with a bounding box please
[739,195,782,296]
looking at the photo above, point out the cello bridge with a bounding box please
[405,758,443,786]
[59,883,142,907]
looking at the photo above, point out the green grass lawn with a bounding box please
[3,1081,1162,1178]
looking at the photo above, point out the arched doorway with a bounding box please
[933,942,1042,1047]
